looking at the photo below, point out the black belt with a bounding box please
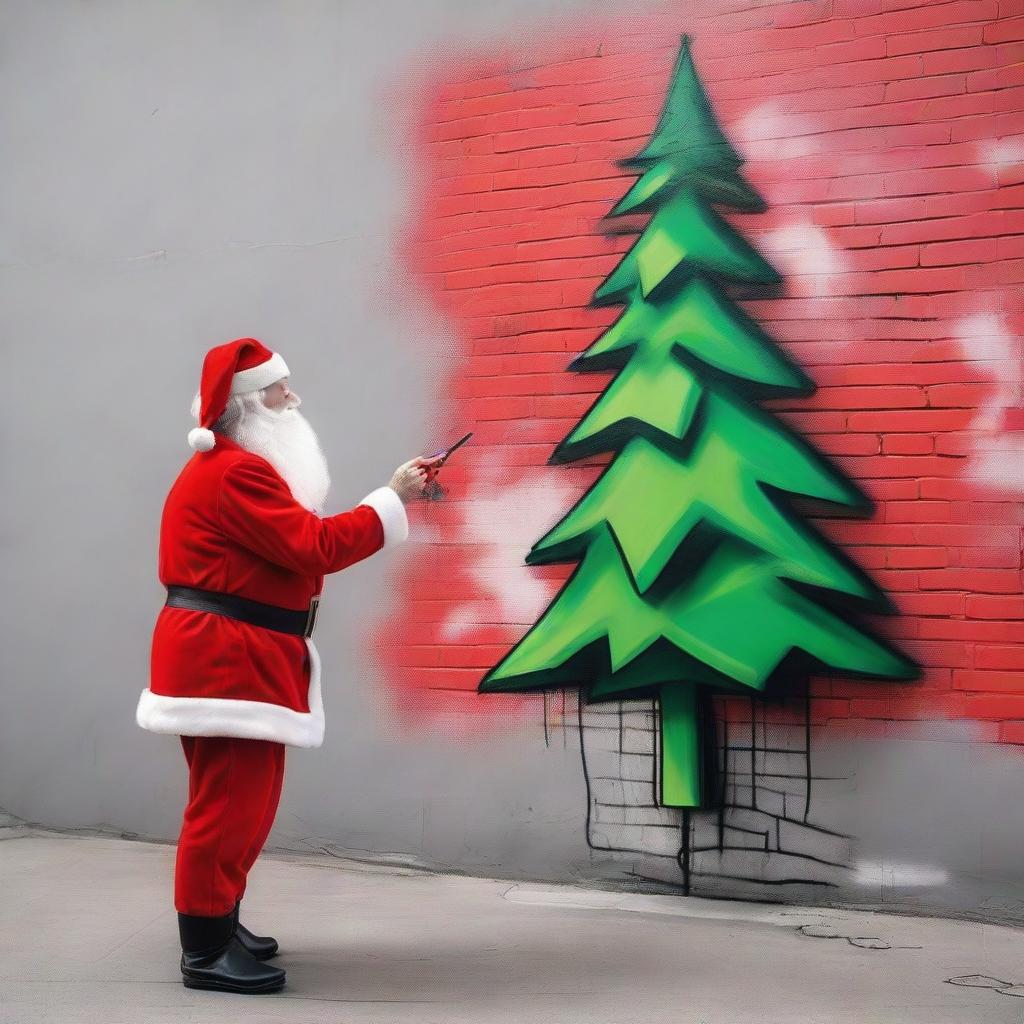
[165,585,320,638]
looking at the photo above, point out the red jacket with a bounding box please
[135,433,408,748]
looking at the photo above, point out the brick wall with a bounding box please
[576,692,856,896]
[371,0,1024,745]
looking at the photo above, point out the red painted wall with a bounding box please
[370,0,1024,741]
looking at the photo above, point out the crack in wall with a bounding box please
[0,237,360,270]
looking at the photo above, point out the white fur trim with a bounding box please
[135,637,325,748]
[230,352,290,395]
[359,486,409,549]
[188,426,216,451]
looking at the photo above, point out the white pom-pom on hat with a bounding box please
[188,427,216,452]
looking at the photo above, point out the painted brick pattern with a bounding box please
[577,693,855,893]
[372,0,1024,744]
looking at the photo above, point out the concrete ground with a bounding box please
[2,829,1024,1024]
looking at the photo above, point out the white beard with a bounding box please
[229,395,331,515]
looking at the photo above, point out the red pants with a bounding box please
[174,735,286,916]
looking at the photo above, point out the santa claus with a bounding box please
[135,337,441,994]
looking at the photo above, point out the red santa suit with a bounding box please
[135,432,406,748]
[135,337,409,919]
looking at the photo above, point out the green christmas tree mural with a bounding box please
[478,34,919,808]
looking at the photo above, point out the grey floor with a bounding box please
[2,828,1024,1023]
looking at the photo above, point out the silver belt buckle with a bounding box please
[304,596,320,638]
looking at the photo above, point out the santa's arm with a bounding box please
[217,457,408,576]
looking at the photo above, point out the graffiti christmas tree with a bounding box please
[478,35,919,808]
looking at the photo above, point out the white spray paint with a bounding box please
[954,311,1024,494]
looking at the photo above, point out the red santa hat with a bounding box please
[188,337,290,451]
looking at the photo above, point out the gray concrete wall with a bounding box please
[2,0,1022,926]
[0,0,625,883]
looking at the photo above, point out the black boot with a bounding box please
[178,910,285,994]
[232,900,280,960]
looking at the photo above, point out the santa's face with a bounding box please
[262,378,293,410]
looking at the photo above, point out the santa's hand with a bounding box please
[389,457,441,502]
[416,454,444,483]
